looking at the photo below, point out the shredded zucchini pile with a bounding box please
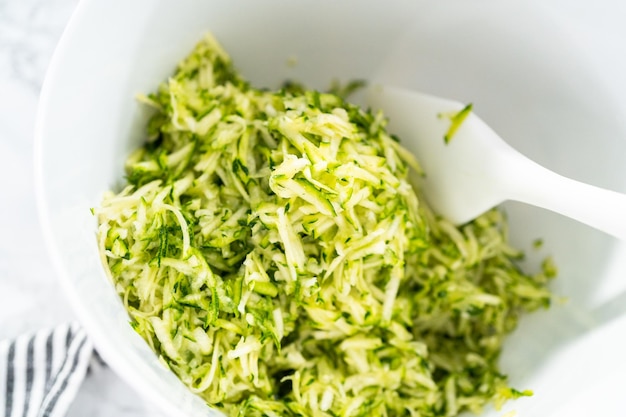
[96,34,555,417]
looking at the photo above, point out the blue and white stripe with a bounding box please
[0,324,94,417]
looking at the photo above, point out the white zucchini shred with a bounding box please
[96,34,557,417]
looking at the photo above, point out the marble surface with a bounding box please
[0,0,159,415]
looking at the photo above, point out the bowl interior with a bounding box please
[36,1,626,416]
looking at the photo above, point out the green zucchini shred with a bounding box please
[96,33,555,417]
[441,103,473,144]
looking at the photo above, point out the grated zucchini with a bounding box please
[96,33,555,417]
[441,103,473,144]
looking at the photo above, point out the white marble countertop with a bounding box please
[0,0,158,415]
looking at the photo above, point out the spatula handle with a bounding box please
[506,158,626,240]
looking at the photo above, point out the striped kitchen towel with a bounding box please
[0,323,97,417]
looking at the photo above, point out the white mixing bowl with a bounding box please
[35,1,626,416]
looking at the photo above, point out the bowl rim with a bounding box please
[33,1,198,416]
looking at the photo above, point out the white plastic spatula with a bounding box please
[367,85,626,240]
